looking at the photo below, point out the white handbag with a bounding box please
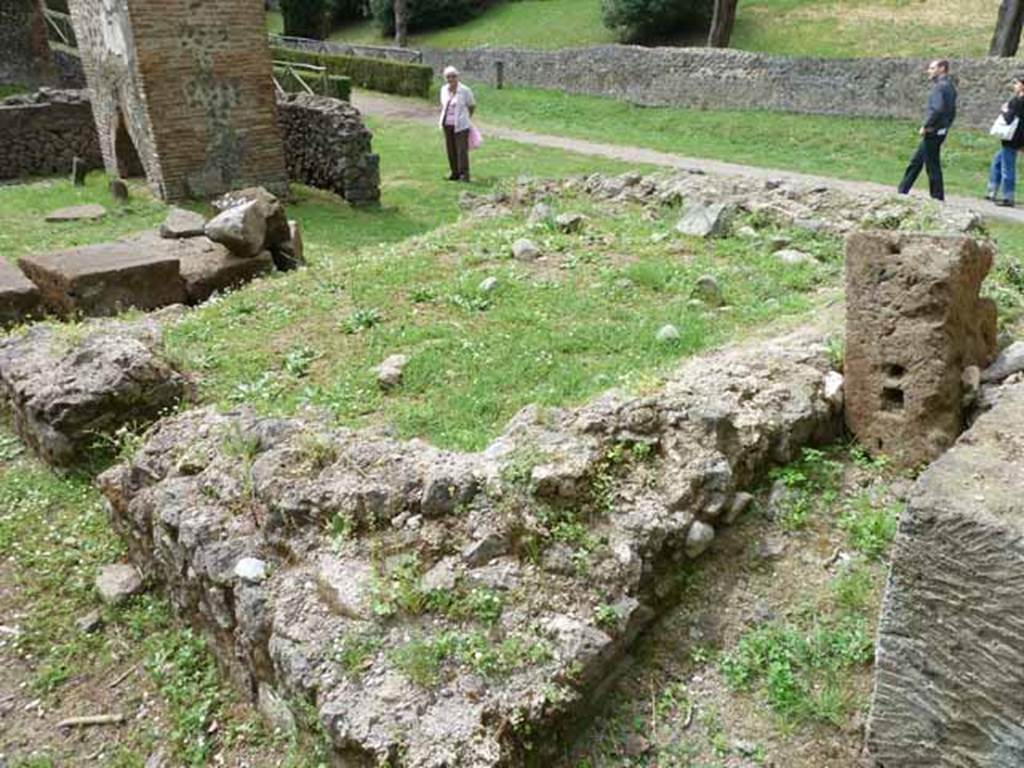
[991,114,1020,140]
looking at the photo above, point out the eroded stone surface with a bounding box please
[98,329,841,766]
[867,381,1024,767]
[844,232,997,468]
[0,260,43,327]
[0,317,190,466]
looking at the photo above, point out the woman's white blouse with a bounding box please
[439,83,476,133]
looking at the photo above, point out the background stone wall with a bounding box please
[0,0,55,88]
[68,0,288,202]
[277,93,381,205]
[0,89,101,181]
[423,46,1021,130]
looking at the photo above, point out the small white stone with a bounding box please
[685,521,715,558]
[234,557,268,583]
[656,324,680,343]
[775,248,812,265]
[512,238,540,261]
[824,371,844,408]
[478,276,499,293]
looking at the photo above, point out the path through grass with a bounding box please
[467,83,998,199]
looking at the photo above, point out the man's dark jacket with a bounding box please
[923,75,957,134]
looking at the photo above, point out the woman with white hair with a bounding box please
[439,66,475,182]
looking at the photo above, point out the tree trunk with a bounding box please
[394,0,408,47]
[990,0,1024,57]
[707,0,739,48]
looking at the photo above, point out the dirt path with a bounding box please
[353,90,1024,226]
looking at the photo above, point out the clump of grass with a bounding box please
[718,611,873,725]
[838,494,900,560]
[341,307,383,334]
[768,447,844,531]
[389,630,551,686]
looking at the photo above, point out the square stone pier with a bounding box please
[67,0,287,201]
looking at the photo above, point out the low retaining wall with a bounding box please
[277,92,381,205]
[0,89,102,180]
[422,45,1019,130]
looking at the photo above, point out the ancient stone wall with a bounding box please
[0,89,102,180]
[277,93,381,205]
[68,0,288,202]
[0,0,54,87]
[421,46,1019,130]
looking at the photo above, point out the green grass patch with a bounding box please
[768,448,844,531]
[0,83,29,99]
[339,0,616,49]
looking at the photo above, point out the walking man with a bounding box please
[898,59,957,201]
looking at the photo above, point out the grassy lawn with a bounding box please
[464,83,999,198]
[733,0,996,59]
[0,83,28,99]
[330,0,616,49]
[270,0,997,57]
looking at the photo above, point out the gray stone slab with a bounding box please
[867,382,1024,767]
[18,241,186,318]
[44,203,106,222]
[0,260,43,327]
[124,231,274,304]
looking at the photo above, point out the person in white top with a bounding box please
[439,66,475,182]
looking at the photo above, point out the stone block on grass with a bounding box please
[124,231,274,304]
[18,241,186,318]
[0,260,44,327]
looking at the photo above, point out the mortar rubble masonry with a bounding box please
[843,232,997,468]
[867,381,1024,766]
[98,327,842,766]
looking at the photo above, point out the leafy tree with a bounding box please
[280,0,328,39]
[601,0,713,44]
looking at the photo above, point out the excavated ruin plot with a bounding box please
[98,327,842,766]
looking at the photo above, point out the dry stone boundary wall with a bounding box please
[422,46,1020,130]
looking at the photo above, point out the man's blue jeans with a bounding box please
[989,146,1018,202]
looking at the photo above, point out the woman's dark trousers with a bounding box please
[444,126,470,180]
[898,133,947,201]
